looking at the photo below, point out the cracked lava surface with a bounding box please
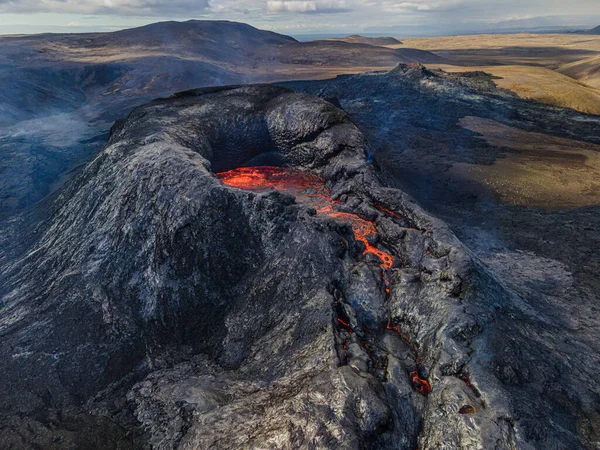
[217,166,394,270]
[218,166,432,395]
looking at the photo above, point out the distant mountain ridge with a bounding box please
[0,19,443,130]
[328,35,403,46]
[586,25,600,34]
[569,25,600,34]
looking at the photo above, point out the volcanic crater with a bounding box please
[0,83,596,449]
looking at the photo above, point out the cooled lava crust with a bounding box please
[0,84,597,449]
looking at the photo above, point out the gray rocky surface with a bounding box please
[0,82,598,449]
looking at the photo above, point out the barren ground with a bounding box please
[397,33,600,114]
[453,116,600,209]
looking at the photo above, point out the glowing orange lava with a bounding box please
[216,166,329,197]
[387,320,432,396]
[219,167,433,394]
[219,167,432,393]
[410,369,432,395]
[374,202,403,219]
[337,318,353,334]
[217,166,394,272]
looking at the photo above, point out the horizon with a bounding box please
[1,0,599,37]
[0,16,599,39]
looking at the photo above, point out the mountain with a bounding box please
[0,83,474,448]
[328,35,403,46]
[568,25,600,34]
[0,20,440,127]
[0,20,443,219]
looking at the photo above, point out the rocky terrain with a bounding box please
[287,63,600,311]
[0,73,598,449]
[0,20,441,218]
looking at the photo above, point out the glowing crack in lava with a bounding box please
[217,166,394,270]
[217,166,431,394]
[387,320,432,396]
[410,368,432,396]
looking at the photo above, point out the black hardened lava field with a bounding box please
[0,82,597,449]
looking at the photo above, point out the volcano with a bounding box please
[0,83,597,449]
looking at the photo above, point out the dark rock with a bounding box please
[0,80,597,450]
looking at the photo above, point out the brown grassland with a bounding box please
[398,33,600,114]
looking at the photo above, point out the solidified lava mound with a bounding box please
[0,84,597,449]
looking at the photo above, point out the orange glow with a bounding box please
[459,374,480,397]
[337,318,351,328]
[387,320,432,396]
[410,369,432,395]
[374,202,403,219]
[217,166,329,197]
[386,320,411,345]
[217,166,394,274]
[218,166,409,372]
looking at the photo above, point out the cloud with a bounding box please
[375,0,467,13]
[382,2,432,12]
[0,0,354,16]
[0,0,598,34]
[266,0,350,13]
[0,0,212,15]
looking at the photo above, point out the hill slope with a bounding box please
[0,20,442,218]
[1,74,598,450]
[401,33,600,114]
[430,63,600,115]
[557,54,600,89]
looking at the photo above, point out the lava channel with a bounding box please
[217,166,394,272]
[219,166,431,395]
[387,320,432,396]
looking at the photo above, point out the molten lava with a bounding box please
[216,166,328,197]
[337,318,353,334]
[374,202,403,219]
[217,166,394,272]
[410,368,432,395]
[387,320,432,396]
[218,166,430,395]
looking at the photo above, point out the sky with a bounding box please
[0,0,599,36]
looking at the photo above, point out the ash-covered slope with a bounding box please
[0,20,443,219]
[1,84,597,449]
[0,20,440,127]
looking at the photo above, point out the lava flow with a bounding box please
[217,166,394,271]
[219,167,430,395]
[410,368,432,396]
[387,320,432,396]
